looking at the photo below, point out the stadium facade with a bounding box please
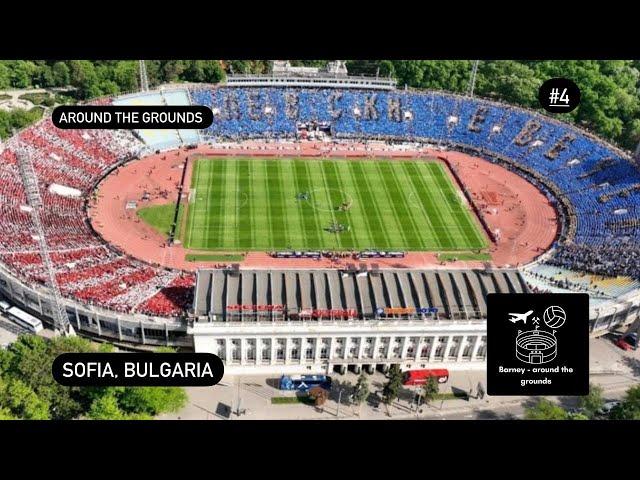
[1,70,640,374]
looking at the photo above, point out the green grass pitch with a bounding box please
[179,157,488,252]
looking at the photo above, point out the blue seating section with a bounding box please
[189,86,640,277]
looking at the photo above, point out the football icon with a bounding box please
[543,306,566,329]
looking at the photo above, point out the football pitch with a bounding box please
[180,157,488,252]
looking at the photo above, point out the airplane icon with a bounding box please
[508,310,533,324]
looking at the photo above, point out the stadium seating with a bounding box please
[191,86,640,278]
[0,117,193,317]
[1,85,639,320]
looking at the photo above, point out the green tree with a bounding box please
[0,335,187,420]
[351,372,369,414]
[88,392,124,420]
[577,383,605,418]
[118,386,187,416]
[392,60,426,87]
[68,60,100,99]
[0,377,50,420]
[183,61,225,84]
[382,365,404,406]
[10,61,37,88]
[0,62,11,89]
[112,61,139,92]
[525,399,569,420]
[421,376,440,405]
[610,385,640,420]
[159,60,186,83]
[476,60,542,107]
[227,60,250,74]
[6,335,86,419]
[0,110,11,139]
[0,406,16,420]
[51,61,70,87]
[97,80,120,97]
[37,63,56,88]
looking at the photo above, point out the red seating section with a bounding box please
[0,116,195,317]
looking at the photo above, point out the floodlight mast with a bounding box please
[467,60,480,97]
[16,150,75,336]
[139,60,149,92]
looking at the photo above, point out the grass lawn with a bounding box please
[18,92,53,105]
[137,203,182,237]
[178,157,488,252]
[271,396,315,405]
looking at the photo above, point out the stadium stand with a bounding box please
[113,91,184,150]
[192,86,640,279]
[0,84,639,325]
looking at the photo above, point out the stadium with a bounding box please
[1,60,640,375]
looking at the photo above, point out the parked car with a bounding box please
[615,332,638,351]
[596,401,621,416]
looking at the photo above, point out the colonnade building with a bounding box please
[189,267,527,374]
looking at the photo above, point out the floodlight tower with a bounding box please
[139,60,149,92]
[16,150,75,336]
[467,60,480,97]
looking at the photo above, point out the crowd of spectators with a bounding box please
[546,243,640,279]
[191,86,640,278]
[2,86,640,322]
[0,115,196,317]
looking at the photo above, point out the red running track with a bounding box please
[89,142,558,271]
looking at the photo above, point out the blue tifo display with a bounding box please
[188,86,640,281]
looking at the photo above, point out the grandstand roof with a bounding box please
[193,268,529,320]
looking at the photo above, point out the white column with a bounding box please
[315,338,322,363]
[400,336,410,360]
[443,335,454,361]
[328,336,335,362]
[414,337,423,361]
[457,335,467,362]
[270,337,277,366]
[357,336,366,360]
[297,338,303,364]
[471,335,483,361]
[386,337,393,360]
[225,338,232,365]
[372,336,381,361]
[429,336,438,362]
[284,337,290,364]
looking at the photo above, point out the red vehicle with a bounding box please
[615,332,638,351]
[402,369,449,386]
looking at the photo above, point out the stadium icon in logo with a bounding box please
[508,305,566,365]
[515,329,557,364]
